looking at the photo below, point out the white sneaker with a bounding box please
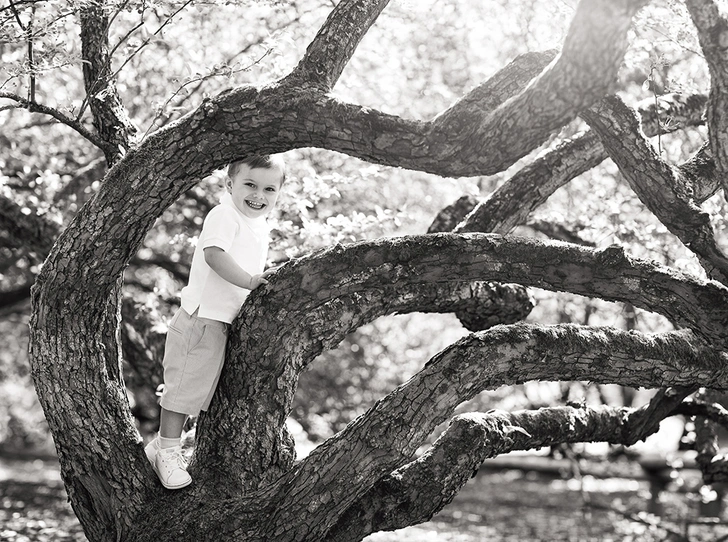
[152,445,191,490]
[144,436,160,466]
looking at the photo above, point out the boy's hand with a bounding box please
[249,268,278,290]
[249,274,269,290]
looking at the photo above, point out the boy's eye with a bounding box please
[265,187,277,192]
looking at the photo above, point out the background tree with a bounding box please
[2,0,728,541]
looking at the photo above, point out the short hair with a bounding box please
[228,154,286,184]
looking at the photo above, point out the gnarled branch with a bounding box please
[453,93,708,235]
[686,0,728,182]
[264,325,720,540]
[285,0,391,90]
[195,233,728,498]
[325,387,695,541]
[581,95,728,285]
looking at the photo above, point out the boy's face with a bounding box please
[226,164,283,219]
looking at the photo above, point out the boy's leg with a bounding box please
[159,407,187,444]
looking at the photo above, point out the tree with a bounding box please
[1,0,728,540]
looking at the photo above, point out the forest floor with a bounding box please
[2,454,728,542]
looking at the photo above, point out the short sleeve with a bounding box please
[200,205,239,253]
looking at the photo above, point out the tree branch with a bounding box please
[581,95,728,286]
[285,0,391,90]
[325,388,695,541]
[454,93,708,235]
[79,0,138,165]
[266,325,720,540]
[685,0,728,182]
[282,0,648,177]
[194,277,537,489]
[0,92,116,153]
[441,0,650,173]
[195,233,728,500]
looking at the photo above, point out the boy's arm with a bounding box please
[204,246,271,290]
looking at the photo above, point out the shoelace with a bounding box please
[160,448,187,469]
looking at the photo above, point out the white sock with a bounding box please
[159,435,181,449]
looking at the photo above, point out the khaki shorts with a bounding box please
[160,308,228,416]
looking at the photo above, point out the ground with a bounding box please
[2,454,728,541]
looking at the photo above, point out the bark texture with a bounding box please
[79,0,138,164]
[686,0,728,183]
[581,96,728,286]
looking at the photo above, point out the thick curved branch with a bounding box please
[151,324,718,541]
[79,0,137,165]
[195,234,728,498]
[263,324,722,540]
[285,0,391,90]
[290,49,556,176]
[325,388,694,541]
[291,0,647,177]
[452,93,708,235]
[34,48,555,341]
[28,0,654,307]
[444,0,649,173]
[581,95,728,285]
[36,12,645,309]
[686,0,728,181]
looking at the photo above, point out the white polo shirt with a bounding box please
[180,194,270,323]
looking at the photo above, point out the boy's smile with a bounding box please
[227,163,283,218]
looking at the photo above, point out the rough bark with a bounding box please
[581,95,728,285]
[686,0,728,183]
[325,388,694,541]
[192,234,728,499]
[449,93,708,235]
[286,0,392,90]
[129,322,725,541]
[79,0,138,165]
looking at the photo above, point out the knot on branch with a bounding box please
[453,282,534,331]
[596,244,629,267]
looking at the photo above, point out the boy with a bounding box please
[144,154,285,489]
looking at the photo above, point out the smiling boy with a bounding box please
[144,154,285,489]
